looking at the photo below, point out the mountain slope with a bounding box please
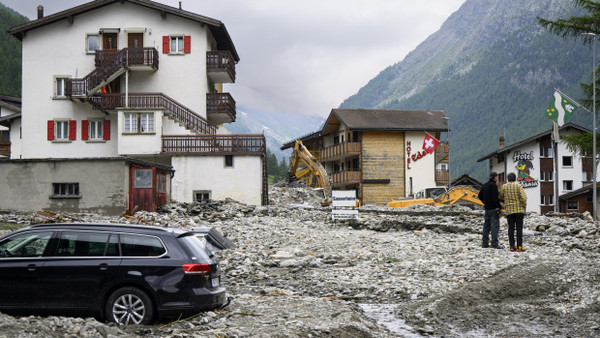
[0,2,28,96]
[340,0,592,180]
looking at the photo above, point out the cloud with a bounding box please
[2,0,465,117]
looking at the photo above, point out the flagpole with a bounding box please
[553,87,592,114]
[553,122,559,213]
[581,32,598,224]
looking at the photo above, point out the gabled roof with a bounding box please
[322,109,447,134]
[280,130,322,150]
[451,174,483,190]
[0,95,21,110]
[8,0,239,62]
[560,182,600,200]
[476,122,591,163]
[0,113,21,127]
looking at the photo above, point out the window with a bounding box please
[539,146,544,157]
[0,231,53,258]
[89,120,103,140]
[55,121,69,140]
[48,120,76,141]
[56,231,111,256]
[53,76,70,98]
[133,169,153,188]
[52,183,80,197]
[499,172,505,183]
[562,156,573,167]
[124,112,154,134]
[549,194,554,205]
[164,35,191,54]
[194,191,211,202]
[225,155,233,167]
[540,171,545,181]
[563,180,573,191]
[497,154,505,163]
[587,193,593,202]
[547,147,553,158]
[86,34,100,53]
[583,171,589,181]
[540,195,545,205]
[120,234,166,257]
[547,171,553,181]
[158,174,167,194]
[567,201,579,210]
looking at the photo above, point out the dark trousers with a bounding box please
[507,213,524,248]
[482,209,499,247]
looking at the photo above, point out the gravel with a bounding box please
[0,183,599,337]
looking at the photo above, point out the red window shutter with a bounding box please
[184,35,191,53]
[82,120,89,140]
[103,120,111,140]
[162,36,169,54]
[47,120,54,140]
[69,120,77,140]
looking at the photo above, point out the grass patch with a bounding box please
[386,257,402,263]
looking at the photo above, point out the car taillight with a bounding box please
[182,264,211,275]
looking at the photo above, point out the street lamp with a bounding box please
[442,116,451,190]
[581,32,597,224]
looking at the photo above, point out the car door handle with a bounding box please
[27,264,38,272]
[99,263,109,271]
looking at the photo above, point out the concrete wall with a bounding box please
[0,159,129,215]
[171,155,263,205]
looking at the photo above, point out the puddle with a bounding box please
[359,303,423,337]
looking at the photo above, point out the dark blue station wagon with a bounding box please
[0,223,232,325]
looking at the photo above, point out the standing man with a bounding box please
[499,172,527,252]
[478,172,502,248]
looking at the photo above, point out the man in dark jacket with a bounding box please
[478,172,502,248]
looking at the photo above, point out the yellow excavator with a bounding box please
[288,140,332,205]
[387,185,483,208]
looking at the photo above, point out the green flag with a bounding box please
[546,91,577,126]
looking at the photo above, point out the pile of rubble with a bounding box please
[0,185,599,337]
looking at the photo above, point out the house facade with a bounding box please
[282,109,449,205]
[1,0,267,215]
[477,123,598,216]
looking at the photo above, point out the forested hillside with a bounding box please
[340,0,593,180]
[0,2,28,97]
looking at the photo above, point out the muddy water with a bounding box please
[359,303,423,337]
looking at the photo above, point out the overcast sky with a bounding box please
[3,0,466,118]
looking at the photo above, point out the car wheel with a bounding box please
[105,287,154,325]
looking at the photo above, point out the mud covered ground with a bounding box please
[0,185,599,337]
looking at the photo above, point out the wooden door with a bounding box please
[128,33,143,48]
[129,167,155,212]
[128,33,144,64]
[103,33,118,50]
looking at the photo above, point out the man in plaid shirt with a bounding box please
[499,172,527,252]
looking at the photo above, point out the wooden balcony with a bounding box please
[162,134,265,155]
[207,93,236,125]
[435,142,449,162]
[330,170,361,186]
[89,93,216,134]
[207,51,236,83]
[0,142,10,156]
[67,48,158,97]
[320,142,361,162]
[436,170,449,184]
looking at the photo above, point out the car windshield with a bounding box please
[178,234,213,262]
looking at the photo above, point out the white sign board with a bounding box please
[331,209,359,220]
[332,190,356,207]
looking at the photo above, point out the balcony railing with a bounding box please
[330,170,361,186]
[0,142,10,156]
[89,93,216,134]
[320,142,361,162]
[436,170,449,184]
[67,48,159,97]
[162,134,266,155]
[207,93,236,124]
[207,51,236,83]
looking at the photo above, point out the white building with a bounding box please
[477,123,597,215]
[0,95,21,158]
[1,0,266,214]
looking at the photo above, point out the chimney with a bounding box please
[37,5,44,19]
[499,135,505,148]
[179,1,182,10]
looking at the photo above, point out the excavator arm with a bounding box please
[434,186,483,206]
[288,140,332,203]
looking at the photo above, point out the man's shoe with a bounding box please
[491,245,503,249]
[482,244,489,248]
[517,246,525,252]
[510,246,516,252]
